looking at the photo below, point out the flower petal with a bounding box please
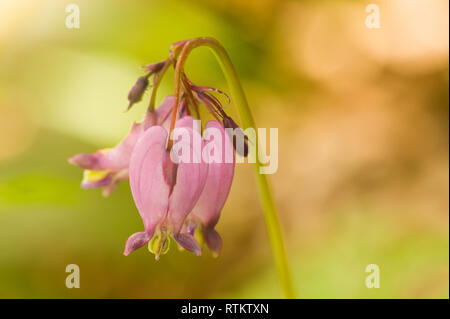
[103,111,155,170]
[81,170,112,188]
[101,169,129,197]
[68,111,156,171]
[174,233,202,256]
[123,231,150,256]
[68,152,102,170]
[202,228,222,257]
[154,96,175,128]
[154,95,189,131]
[128,125,171,238]
[167,116,208,235]
[192,120,235,254]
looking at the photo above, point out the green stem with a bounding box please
[147,46,182,111]
[174,37,295,298]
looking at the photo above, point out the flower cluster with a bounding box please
[69,41,247,259]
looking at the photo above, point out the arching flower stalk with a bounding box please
[68,37,295,298]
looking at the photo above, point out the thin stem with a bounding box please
[173,37,295,298]
[147,46,183,111]
[181,74,201,119]
[148,62,170,111]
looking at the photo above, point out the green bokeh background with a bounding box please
[0,0,448,298]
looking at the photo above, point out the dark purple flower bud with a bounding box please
[127,76,149,110]
[144,61,165,74]
[222,115,249,157]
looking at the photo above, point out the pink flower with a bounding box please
[186,121,235,256]
[124,116,207,257]
[124,117,235,258]
[68,96,186,196]
[69,65,240,259]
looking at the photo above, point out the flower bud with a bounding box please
[127,76,149,110]
[144,61,165,74]
[222,116,249,157]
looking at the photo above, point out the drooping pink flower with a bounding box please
[67,40,253,260]
[124,116,209,257]
[68,96,186,196]
[189,120,235,256]
[124,116,235,258]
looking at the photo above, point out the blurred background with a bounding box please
[0,0,448,298]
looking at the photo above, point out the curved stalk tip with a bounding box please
[173,37,295,298]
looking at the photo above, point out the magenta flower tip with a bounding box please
[123,231,151,256]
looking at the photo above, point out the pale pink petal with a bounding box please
[168,116,208,235]
[128,126,171,242]
[154,96,175,128]
[192,120,235,254]
[68,152,103,170]
[104,111,155,169]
